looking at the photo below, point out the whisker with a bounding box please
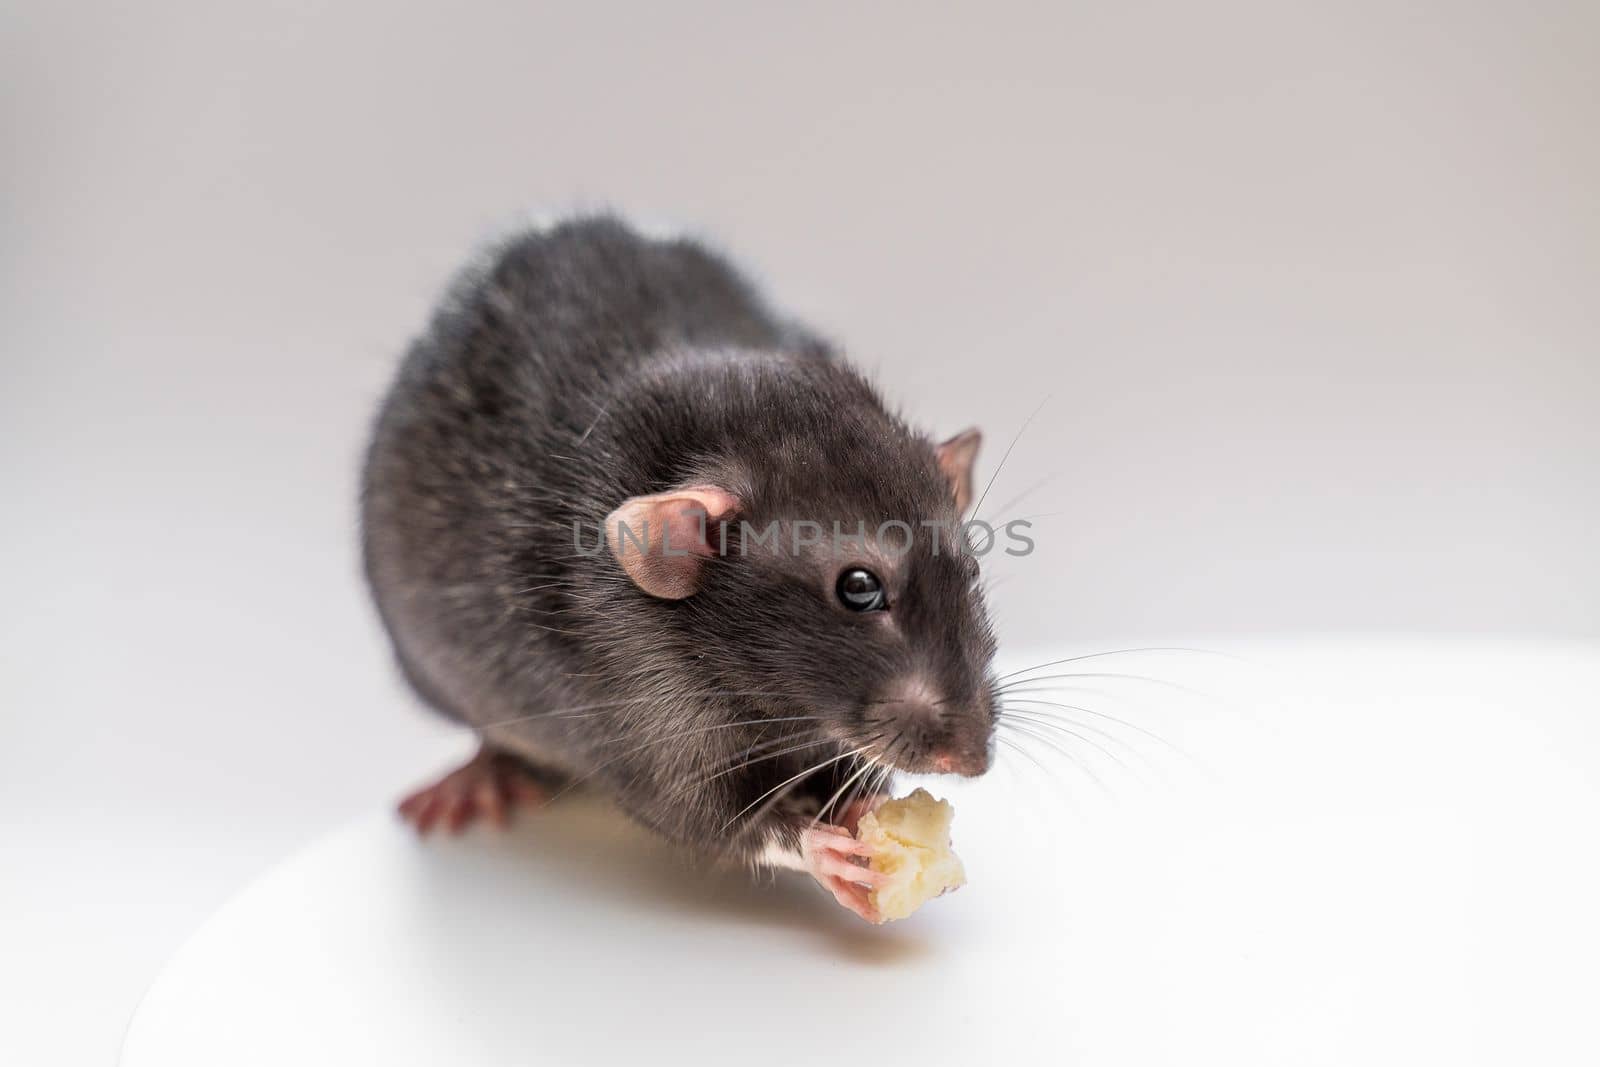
[999,710,1143,780]
[995,647,1228,684]
[997,671,1219,703]
[997,719,1112,794]
[660,730,876,812]
[471,689,810,732]
[995,733,1063,796]
[812,756,880,831]
[999,706,1161,773]
[847,736,898,823]
[872,748,898,800]
[589,714,822,749]
[984,470,1067,526]
[720,746,872,835]
[545,715,825,803]
[695,735,835,786]
[1002,697,1216,781]
[971,394,1051,525]
[1001,695,1195,758]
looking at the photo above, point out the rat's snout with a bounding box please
[866,683,994,777]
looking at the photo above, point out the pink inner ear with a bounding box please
[936,428,982,514]
[605,486,740,599]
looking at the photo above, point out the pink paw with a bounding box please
[802,824,887,924]
[836,793,889,836]
[398,749,547,835]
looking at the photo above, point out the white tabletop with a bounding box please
[118,642,1600,1067]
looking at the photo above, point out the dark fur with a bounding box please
[362,217,998,863]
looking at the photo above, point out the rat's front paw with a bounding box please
[801,824,887,923]
[836,793,890,837]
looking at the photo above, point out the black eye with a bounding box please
[836,568,887,612]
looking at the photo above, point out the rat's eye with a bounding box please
[837,568,888,612]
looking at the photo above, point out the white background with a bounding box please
[2,3,1596,1065]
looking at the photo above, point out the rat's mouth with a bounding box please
[840,728,990,778]
[888,746,991,777]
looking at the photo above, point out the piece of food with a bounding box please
[855,788,966,921]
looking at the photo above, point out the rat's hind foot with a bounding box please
[398,747,550,835]
[801,824,888,924]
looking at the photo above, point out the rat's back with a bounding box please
[412,217,803,392]
[360,217,818,728]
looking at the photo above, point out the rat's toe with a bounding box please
[825,876,881,923]
[816,852,887,887]
[398,747,551,836]
[801,825,873,860]
[475,779,507,827]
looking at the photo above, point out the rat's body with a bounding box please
[363,217,997,920]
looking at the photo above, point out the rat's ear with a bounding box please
[605,486,740,599]
[935,428,982,515]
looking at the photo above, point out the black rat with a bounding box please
[362,216,999,921]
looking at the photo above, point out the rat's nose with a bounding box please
[930,747,989,777]
[869,680,993,777]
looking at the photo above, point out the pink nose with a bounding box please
[929,748,990,777]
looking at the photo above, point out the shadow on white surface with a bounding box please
[119,643,1600,1067]
[405,795,939,963]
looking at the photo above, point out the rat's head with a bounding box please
[604,418,999,778]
